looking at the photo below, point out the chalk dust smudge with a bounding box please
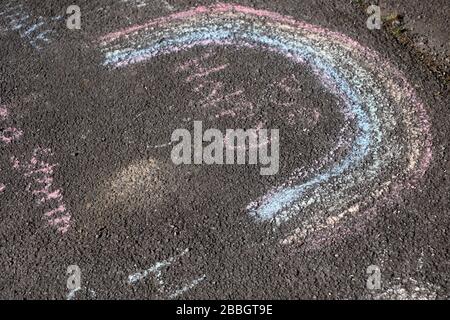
[91,158,170,212]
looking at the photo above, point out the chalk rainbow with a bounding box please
[99,3,432,245]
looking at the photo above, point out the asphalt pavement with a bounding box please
[0,0,448,299]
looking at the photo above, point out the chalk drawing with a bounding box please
[0,2,62,49]
[146,48,260,149]
[0,104,22,144]
[150,141,174,149]
[128,248,206,299]
[168,275,207,299]
[66,287,81,300]
[173,51,256,121]
[63,249,201,299]
[270,74,321,128]
[173,48,271,151]
[0,105,15,193]
[185,64,229,83]
[66,287,96,300]
[128,248,189,284]
[121,0,148,9]
[0,127,23,144]
[0,105,8,120]
[0,102,70,233]
[121,0,175,11]
[11,147,71,233]
[98,3,432,249]
[370,278,440,300]
[159,0,175,11]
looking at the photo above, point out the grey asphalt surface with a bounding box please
[0,0,449,300]
[380,0,449,75]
